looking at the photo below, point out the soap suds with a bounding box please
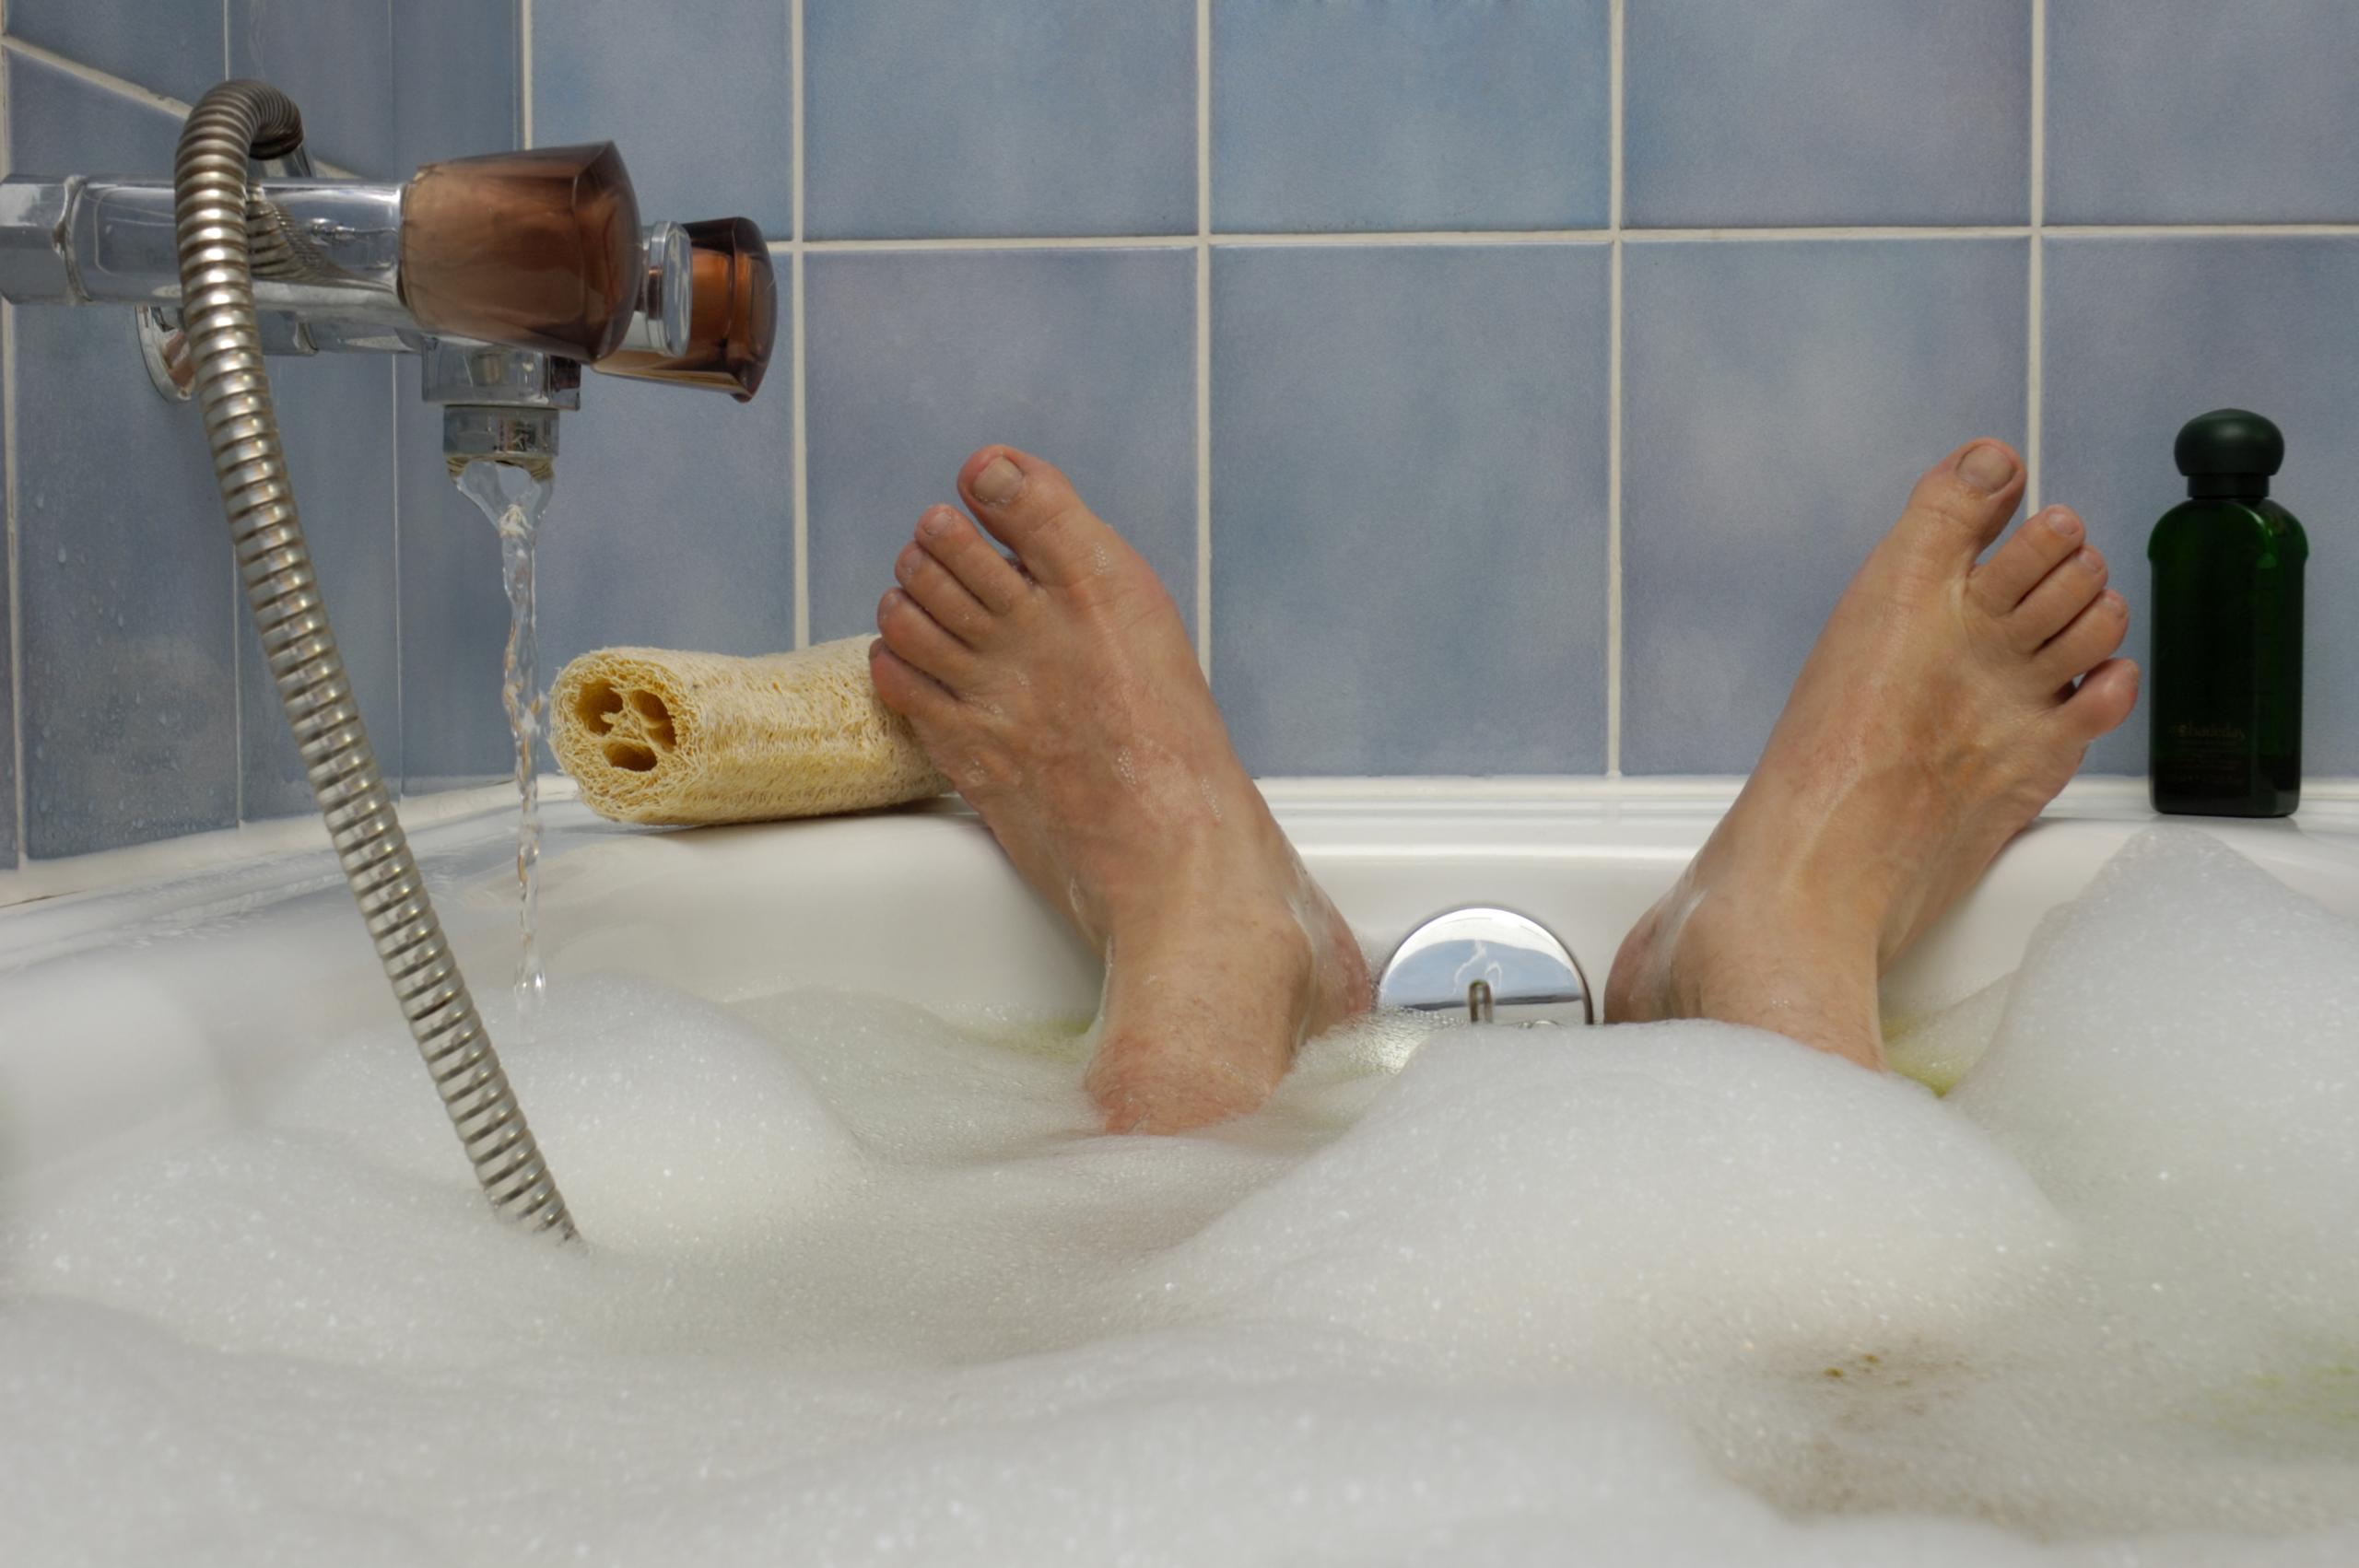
[4,827,2355,1565]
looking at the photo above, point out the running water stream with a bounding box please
[454,458,556,1037]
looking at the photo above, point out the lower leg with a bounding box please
[1607,440,2139,1067]
[870,445,1367,1131]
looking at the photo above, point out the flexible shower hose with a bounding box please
[173,81,575,1238]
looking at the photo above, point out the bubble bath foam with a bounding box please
[2,825,2356,1565]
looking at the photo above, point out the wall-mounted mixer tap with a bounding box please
[0,81,781,1242]
[0,138,776,472]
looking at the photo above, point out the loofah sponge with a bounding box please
[550,638,948,825]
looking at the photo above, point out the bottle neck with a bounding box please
[2188,474,2269,500]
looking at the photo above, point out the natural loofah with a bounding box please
[550,638,948,825]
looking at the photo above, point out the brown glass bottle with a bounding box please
[2147,409,2306,817]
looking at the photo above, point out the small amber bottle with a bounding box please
[2147,409,2307,817]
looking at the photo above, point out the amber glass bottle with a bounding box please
[2147,409,2307,817]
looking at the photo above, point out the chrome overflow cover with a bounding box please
[1377,907,1593,1026]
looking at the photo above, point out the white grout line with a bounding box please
[386,355,402,796]
[0,36,194,116]
[518,0,534,148]
[1604,0,1625,778]
[1193,0,1213,679]
[2,46,22,867]
[2041,222,2359,238]
[787,234,1197,253]
[769,223,2359,256]
[1623,225,2031,243]
[2026,0,2046,514]
[791,0,810,649]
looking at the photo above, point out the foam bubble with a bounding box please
[4,827,2357,1563]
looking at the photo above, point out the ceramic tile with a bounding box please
[237,355,399,819]
[8,58,240,855]
[0,311,13,867]
[392,0,518,177]
[2043,236,2359,776]
[8,0,224,108]
[396,366,511,792]
[1621,239,2027,774]
[806,0,1193,239]
[805,248,1197,641]
[229,0,396,178]
[1212,0,1609,233]
[2046,0,2359,225]
[534,357,800,695]
[534,0,790,237]
[1625,0,2030,227]
[1210,243,1611,776]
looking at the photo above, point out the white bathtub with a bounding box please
[5,779,2358,1190]
[5,780,2359,1564]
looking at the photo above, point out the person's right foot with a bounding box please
[1606,440,2139,1068]
[868,446,1368,1133]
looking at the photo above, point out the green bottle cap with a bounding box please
[2175,407,2283,498]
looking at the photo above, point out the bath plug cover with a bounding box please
[2175,408,2283,497]
[551,638,948,825]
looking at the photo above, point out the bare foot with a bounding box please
[869,446,1368,1131]
[1606,440,2139,1068]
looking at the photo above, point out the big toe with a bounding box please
[959,446,1115,588]
[1900,439,2027,559]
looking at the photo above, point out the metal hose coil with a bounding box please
[173,81,575,1238]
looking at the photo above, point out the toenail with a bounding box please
[972,457,1025,506]
[2077,547,2104,575]
[2046,508,2083,543]
[1958,444,2017,495]
[920,509,955,539]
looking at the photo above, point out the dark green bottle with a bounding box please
[2147,408,2307,817]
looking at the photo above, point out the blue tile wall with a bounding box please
[0,308,15,870]
[395,367,514,794]
[4,4,512,858]
[2043,238,2359,777]
[804,249,1197,641]
[8,57,238,855]
[1622,239,2027,774]
[9,0,221,108]
[1625,0,2030,227]
[229,0,393,179]
[805,0,1193,240]
[538,368,799,680]
[1212,243,1611,774]
[534,0,791,236]
[1212,0,1610,234]
[2047,0,2359,225]
[9,1,2359,863]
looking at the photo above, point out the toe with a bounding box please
[918,504,1030,615]
[867,639,958,726]
[876,588,977,689]
[1901,440,2026,558]
[2035,588,2130,685]
[1969,505,2086,616]
[894,540,996,645]
[2007,544,2109,651]
[2058,658,2140,742]
[958,445,1117,589]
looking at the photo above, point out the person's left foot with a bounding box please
[870,446,1368,1132]
[1605,441,2138,1068]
